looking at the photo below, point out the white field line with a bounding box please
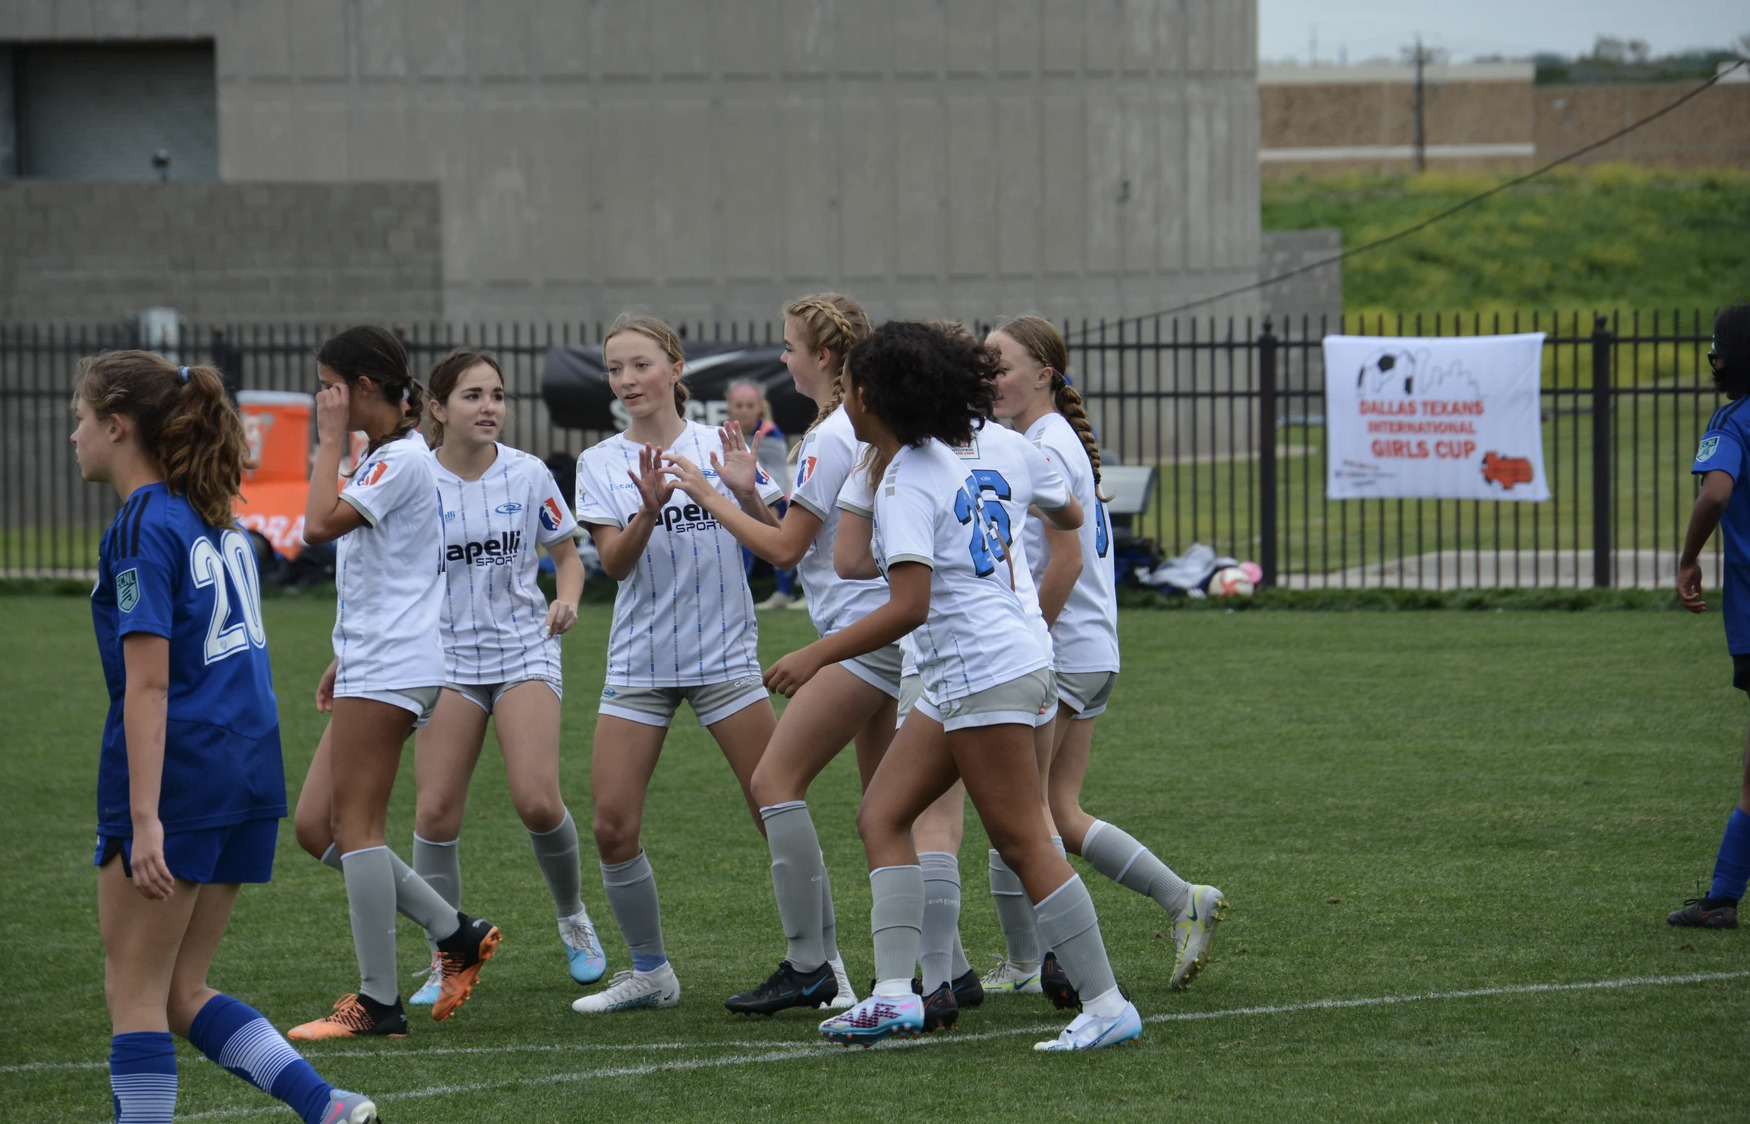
[32,968,1745,1121]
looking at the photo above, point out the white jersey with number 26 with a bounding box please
[840,439,1048,704]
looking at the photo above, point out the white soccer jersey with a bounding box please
[839,439,1049,703]
[786,406,889,639]
[1023,413,1121,674]
[574,421,784,686]
[432,444,579,685]
[332,432,447,692]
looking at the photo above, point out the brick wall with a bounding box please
[1536,82,1750,169]
[0,181,443,322]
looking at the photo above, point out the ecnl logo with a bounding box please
[539,497,565,532]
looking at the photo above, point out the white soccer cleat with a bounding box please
[822,954,857,1009]
[819,993,924,1047]
[979,955,1044,995]
[1032,1001,1143,1051]
[407,950,442,1006]
[1170,884,1229,991]
[571,964,680,1013]
[753,591,793,611]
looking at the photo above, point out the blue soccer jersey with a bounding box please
[1694,398,1750,654]
[90,483,287,836]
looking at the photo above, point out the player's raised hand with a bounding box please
[127,816,176,901]
[629,443,677,514]
[661,451,717,505]
[1678,559,1708,613]
[314,380,352,447]
[713,420,763,495]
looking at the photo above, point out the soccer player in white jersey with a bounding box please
[397,348,606,1008]
[990,315,1228,992]
[569,315,786,1014]
[288,327,502,1042]
[662,294,898,1015]
[766,320,1142,1051]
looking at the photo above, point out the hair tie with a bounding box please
[177,366,190,384]
[1062,372,1073,387]
[401,384,411,404]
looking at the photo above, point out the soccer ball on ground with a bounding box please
[1207,567,1254,598]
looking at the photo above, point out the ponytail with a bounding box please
[1050,373,1104,495]
[993,314,1104,496]
[74,351,250,528]
[315,325,422,459]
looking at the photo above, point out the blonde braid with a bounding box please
[995,313,1105,497]
[784,293,871,435]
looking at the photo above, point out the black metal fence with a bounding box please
[0,312,1723,589]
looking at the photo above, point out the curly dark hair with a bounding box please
[845,321,997,479]
[1713,304,1750,399]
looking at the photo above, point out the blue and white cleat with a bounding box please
[1032,1001,1143,1051]
[560,907,608,985]
[407,950,441,1006]
[818,993,925,1047]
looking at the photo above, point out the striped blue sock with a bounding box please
[188,994,333,1124]
[109,1032,176,1124]
[1709,807,1750,902]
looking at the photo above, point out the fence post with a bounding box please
[1591,314,1613,588]
[1258,319,1278,589]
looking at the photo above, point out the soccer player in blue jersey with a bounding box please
[74,351,378,1124]
[1674,303,1750,930]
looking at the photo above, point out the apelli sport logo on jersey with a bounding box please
[661,501,719,533]
[1697,436,1720,463]
[116,568,140,613]
[539,497,564,532]
[496,502,524,515]
[446,531,524,565]
[358,461,388,486]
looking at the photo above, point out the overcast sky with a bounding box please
[1259,0,1748,65]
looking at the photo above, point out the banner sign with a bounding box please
[1323,333,1549,501]
[541,342,815,435]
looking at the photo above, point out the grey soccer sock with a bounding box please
[758,802,827,971]
[413,833,462,909]
[1082,819,1191,917]
[340,847,402,1006]
[1032,874,1118,1002]
[988,849,1041,967]
[870,865,924,991]
[324,843,459,941]
[918,851,963,992]
[820,851,841,965]
[528,811,587,918]
[386,850,461,941]
[601,851,666,969]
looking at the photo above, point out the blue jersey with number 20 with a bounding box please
[91,483,287,837]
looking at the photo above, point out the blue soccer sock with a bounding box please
[110,1031,176,1124]
[1708,807,1750,903]
[188,994,334,1124]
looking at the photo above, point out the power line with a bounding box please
[1068,56,1748,340]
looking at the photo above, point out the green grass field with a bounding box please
[5,599,1749,1122]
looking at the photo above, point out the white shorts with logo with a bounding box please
[905,667,1057,733]
[598,675,770,728]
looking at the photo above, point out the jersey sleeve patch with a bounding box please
[1694,428,1744,479]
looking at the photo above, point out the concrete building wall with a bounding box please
[0,181,443,322]
[0,0,1262,327]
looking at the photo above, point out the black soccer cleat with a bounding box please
[1667,897,1739,929]
[921,982,959,1033]
[950,966,985,1008]
[725,959,839,1015]
[1040,952,1081,1012]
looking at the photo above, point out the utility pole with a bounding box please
[1412,36,1427,173]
